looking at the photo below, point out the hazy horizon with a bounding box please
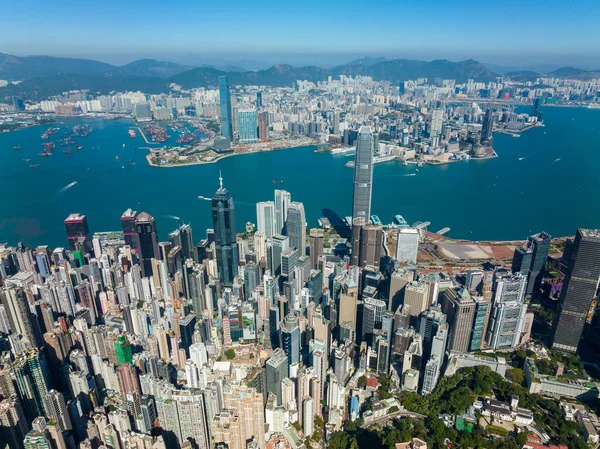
[2,0,600,71]
[2,49,600,73]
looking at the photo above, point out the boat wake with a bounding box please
[402,173,417,177]
[57,181,77,195]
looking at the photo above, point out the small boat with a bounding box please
[130,159,135,165]
[13,145,21,151]
[121,165,125,169]
[273,180,283,184]
[554,158,561,162]
[76,145,84,150]
[39,153,50,157]
[518,157,525,161]
[122,143,126,148]
[115,155,119,160]
[415,169,419,172]
[30,164,40,168]
[64,149,73,154]
[23,158,31,162]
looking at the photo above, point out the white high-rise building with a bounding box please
[396,228,419,264]
[256,202,276,238]
[274,190,291,235]
[303,397,314,437]
[487,272,528,350]
[253,231,267,262]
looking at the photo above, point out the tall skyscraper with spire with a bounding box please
[351,126,374,221]
[212,173,238,285]
[219,76,233,140]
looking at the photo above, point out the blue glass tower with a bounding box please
[219,76,233,140]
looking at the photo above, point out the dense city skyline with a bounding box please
[2,5,600,447]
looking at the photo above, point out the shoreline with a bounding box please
[146,140,316,167]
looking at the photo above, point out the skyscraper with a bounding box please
[114,335,133,365]
[0,286,37,346]
[266,348,289,406]
[135,212,159,278]
[358,224,383,268]
[487,272,527,350]
[351,126,374,220]
[309,228,324,270]
[552,229,600,353]
[64,213,92,253]
[480,109,493,144]
[121,208,140,253]
[238,109,258,143]
[258,111,269,140]
[274,190,291,235]
[179,223,195,261]
[0,398,28,449]
[219,75,233,140]
[281,312,300,365]
[212,174,239,285]
[46,390,72,432]
[13,350,50,421]
[396,228,419,264]
[256,201,275,238]
[512,231,551,297]
[286,202,306,255]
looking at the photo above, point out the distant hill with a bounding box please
[170,64,329,89]
[0,73,168,100]
[504,71,541,83]
[7,53,600,102]
[549,67,587,77]
[332,58,497,83]
[0,53,114,80]
[113,59,191,78]
[344,56,388,67]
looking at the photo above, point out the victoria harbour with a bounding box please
[0,106,598,247]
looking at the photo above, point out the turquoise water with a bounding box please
[1,108,599,248]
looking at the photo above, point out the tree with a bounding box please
[357,375,367,389]
[314,415,325,430]
[224,349,235,360]
[506,368,525,386]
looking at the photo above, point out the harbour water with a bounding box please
[1,107,599,248]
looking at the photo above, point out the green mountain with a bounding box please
[331,58,497,83]
[0,53,114,80]
[504,71,540,83]
[0,74,168,100]
[9,54,598,102]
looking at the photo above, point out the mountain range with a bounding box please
[0,53,598,101]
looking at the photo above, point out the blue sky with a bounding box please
[1,0,599,68]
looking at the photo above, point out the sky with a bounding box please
[1,0,600,69]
